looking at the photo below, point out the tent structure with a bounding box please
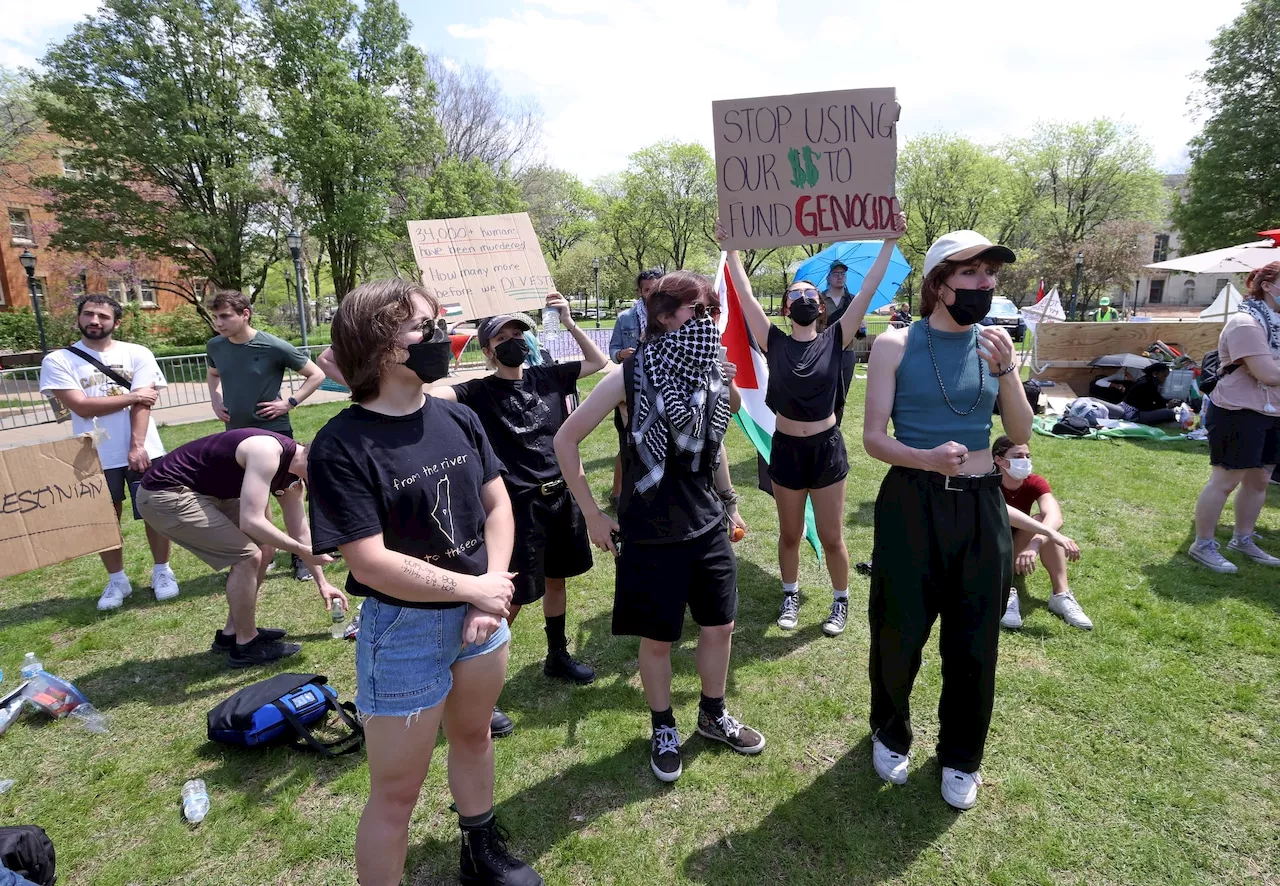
[1198,283,1243,321]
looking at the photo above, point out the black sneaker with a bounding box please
[650,723,682,782]
[460,817,544,885]
[822,599,848,637]
[490,706,514,739]
[543,648,596,684]
[228,634,301,668]
[210,628,287,654]
[292,555,313,582]
[696,707,766,754]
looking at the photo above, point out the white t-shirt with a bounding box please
[39,340,168,470]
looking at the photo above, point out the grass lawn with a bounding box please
[1,378,1277,885]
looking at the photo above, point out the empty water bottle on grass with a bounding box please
[182,779,210,824]
[20,653,42,680]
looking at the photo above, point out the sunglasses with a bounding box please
[684,301,721,319]
[786,289,819,302]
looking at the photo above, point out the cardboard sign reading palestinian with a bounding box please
[0,436,121,580]
[713,87,900,249]
[406,213,555,321]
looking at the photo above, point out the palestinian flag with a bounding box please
[714,254,823,561]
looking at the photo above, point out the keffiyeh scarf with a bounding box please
[633,298,649,338]
[1240,298,1280,355]
[631,316,731,495]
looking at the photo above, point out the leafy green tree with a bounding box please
[519,165,597,263]
[1173,0,1280,252]
[627,141,717,270]
[595,172,665,281]
[34,0,280,316]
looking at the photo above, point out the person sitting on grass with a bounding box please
[991,435,1092,631]
[1120,363,1180,425]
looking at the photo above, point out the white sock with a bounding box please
[1195,537,1215,547]
[782,581,799,595]
[833,589,848,601]
[152,561,171,574]
[108,570,128,584]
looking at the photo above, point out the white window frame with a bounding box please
[137,280,157,307]
[7,208,32,242]
[60,151,82,181]
[107,279,128,304]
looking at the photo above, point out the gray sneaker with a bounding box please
[822,599,848,636]
[1188,539,1238,574]
[777,593,800,630]
[999,588,1022,629]
[1227,534,1280,566]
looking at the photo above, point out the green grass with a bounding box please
[1,381,1277,885]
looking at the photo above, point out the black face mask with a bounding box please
[494,337,530,368]
[944,287,995,327]
[788,298,821,327]
[403,328,452,383]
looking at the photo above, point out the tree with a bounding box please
[519,165,597,263]
[1173,0,1280,253]
[0,68,42,183]
[626,141,718,270]
[595,172,664,280]
[263,0,441,300]
[425,56,540,173]
[34,0,281,317]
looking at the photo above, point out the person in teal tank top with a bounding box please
[861,229,1035,811]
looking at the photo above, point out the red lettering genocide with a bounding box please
[794,194,901,238]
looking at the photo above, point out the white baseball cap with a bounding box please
[922,230,1016,278]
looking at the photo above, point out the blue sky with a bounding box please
[1,0,1250,181]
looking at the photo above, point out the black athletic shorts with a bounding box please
[768,426,849,490]
[1208,405,1280,470]
[104,467,144,521]
[612,526,737,642]
[509,483,593,605]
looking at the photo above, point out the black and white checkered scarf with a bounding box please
[631,316,730,495]
[1240,298,1280,355]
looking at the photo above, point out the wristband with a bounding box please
[287,396,299,408]
[994,364,1017,378]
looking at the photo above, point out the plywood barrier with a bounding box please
[1030,320,1226,389]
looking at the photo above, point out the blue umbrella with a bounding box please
[793,241,911,314]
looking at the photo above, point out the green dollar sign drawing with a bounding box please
[787,147,807,188]
[802,146,822,187]
[788,146,823,189]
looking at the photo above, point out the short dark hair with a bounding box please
[992,435,1018,459]
[637,269,663,288]
[210,290,252,316]
[645,271,713,338]
[331,278,440,403]
[75,294,122,322]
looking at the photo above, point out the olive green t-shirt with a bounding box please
[206,330,308,434]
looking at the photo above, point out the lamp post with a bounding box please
[592,257,600,329]
[1069,251,1084,320]
[18,249,47,353]
[286,229,307,348]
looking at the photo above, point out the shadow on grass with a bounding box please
[1142,527,1280,614]
[682,737,958,885]
[0,571,230,633]
[404,738,665,885]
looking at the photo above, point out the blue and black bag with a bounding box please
[206,673,363,757]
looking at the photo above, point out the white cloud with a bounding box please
[446,0,1240,179]
[0,0,102,70]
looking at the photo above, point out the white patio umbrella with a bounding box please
[1145,236,1278,275]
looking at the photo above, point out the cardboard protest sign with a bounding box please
[0,436,120,580]
[405,213,555,321]
[712,87,900,249]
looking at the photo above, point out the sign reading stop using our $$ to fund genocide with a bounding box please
[406,212,556,322]
[712,87,900,250]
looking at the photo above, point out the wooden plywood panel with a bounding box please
[1034,321,1223,363]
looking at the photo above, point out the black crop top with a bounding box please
[764,324,845,422]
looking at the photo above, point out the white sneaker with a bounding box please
[941,767,982,810]
[152,568,180,602]
[1227,534,1280,567]
[999,588,1022,629]
[872,735,909,784]
[97,577,133,611]
[1188,539,1238,574]
[1048,591,1093,630]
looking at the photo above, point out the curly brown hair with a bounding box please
[331,279,440,402]
[1245,261,1280,300]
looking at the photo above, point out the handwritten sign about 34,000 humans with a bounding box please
[713,87,900,250]
[405,212,555,322]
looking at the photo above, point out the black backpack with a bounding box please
[1198,349,1239,395]
[1051,415,1093,437]
[0,826,56,886]
[206,673,363,757]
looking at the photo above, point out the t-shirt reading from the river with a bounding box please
[307,396,505,609]
[451,362,580,495]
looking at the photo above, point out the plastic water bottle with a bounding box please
[182,779,210,824]
[20,653,42,680]
[330,599,347,640]
[542,306,561,341]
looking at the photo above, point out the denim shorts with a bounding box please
[355,598,510,718]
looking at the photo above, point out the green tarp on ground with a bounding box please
[1032,415,1204,442]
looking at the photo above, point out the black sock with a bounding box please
[544,613,567,652]
[458,808,494,829]
[650,707,676,729]
[699,694,725,718]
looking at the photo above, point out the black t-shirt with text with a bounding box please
[452,362,580,495]
[307,398,505,609]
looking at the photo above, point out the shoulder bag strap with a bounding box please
[65,345,134,390]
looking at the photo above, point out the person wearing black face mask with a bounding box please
[717,215,905,640]
[862,230,1029,811]
[432,295,607,711]
[307,279,544,886]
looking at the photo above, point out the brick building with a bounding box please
[0,133,191,317]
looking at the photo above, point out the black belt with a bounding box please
[900,466,1002,492]
[537,479,567,497]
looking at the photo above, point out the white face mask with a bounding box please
[1006,457,1033,480]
